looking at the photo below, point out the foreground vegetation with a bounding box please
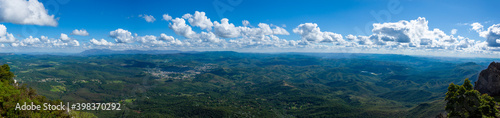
[445,78,498,117]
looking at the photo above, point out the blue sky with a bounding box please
[0,0,500,57]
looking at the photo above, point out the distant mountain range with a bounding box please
[78,49,196,55]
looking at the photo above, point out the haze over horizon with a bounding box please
[1,0,500,58]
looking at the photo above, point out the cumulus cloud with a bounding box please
[107,28,185,47]
[369,17,460,48]
[52,39,80,47]
[159,33,175,41]
[199,32,221,43]
[8,10,483,56]
[12,35,79,47]
[184,11,213,30]
[346,34,373,45]
[162,14,172,21]
[213,18,240,38]
[0,0,58,26]
[139,14,156,23]
[238,23,271,41]
[228,34,298,49]
[58,33,80,46]
[480,24,500,47]
[161,13,293,49]
[182,14,192,19]
[135,35,167,46]
[110,29,134,43]
[242,20,250,26]
[18,36,41,46]
[338,17,500,54]
[0,24,16,43]
[471,22,484,32]
[468,23,500,47]
[293,23,344,43]
[71,29,89,36]
[169,18,197,39]
[159,33,183,45]
[60,33,70,41]
[273,26,290,35]
[161,12,293,49]
[237,23,289,42]
[451,29,457,35]
[90,38,113,46]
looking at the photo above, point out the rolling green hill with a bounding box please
[0,52,495,117]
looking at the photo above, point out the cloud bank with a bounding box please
[1,10,499,57]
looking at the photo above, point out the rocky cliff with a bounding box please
[474,62,500,96]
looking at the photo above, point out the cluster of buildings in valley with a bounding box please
[147,64,217,81]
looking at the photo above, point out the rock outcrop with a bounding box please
[474,62,500,96]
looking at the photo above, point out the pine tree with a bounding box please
[445,78,499,118]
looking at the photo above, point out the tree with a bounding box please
[0,64,14,83]
[0,64,73,117]
[445,78,499,118]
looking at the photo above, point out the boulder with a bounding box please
[474,62,500,96]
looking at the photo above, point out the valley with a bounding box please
[1,51,497,117]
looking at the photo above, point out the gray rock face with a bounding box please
[474,62,500,96]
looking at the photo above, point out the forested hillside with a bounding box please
[0,52,496,117]
[0,64,95,117]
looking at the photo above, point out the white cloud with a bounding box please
[169,18,197,39]
[481,24,500,47]
[139,14,156,23]
[182,14,192,19]
[90,38,113,46]
[135,35,167,46]
[159,33,183,45]
[213,18,240,38]
[60,33,70,41]
[185,11,213,30]
[293,23,344,43]
[162,14,172,21]
[19,36,41,46]
[239,23,272,41]
[242,20,250,26]
[451,29,457,35]
[71,29,89,36]
[369,17,460,48]
[471,22,484,32]
[212,19,289,40]
[346,34,373,45]
[273,26,290,35]
[13,35,79,47]
[0,25,5,36]
[228,34,298,49]
[110,29,134,43]
[58,33,80,46]
[107,28,184,47]
[51,39,79,47]
[0,0,58,26]
[159,33,175,41]
[199,32,221,43]
[161,12,294,49]
[0,24,16,43]
[342,17,499,54]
